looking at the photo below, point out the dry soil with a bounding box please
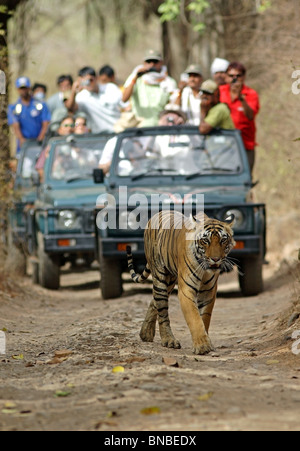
[0,261,299,432]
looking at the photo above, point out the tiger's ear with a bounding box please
[189,214,203,230]
[224,214,235,228]
[190,213,208,227]
[190,215,198,228]
[191,213,209,223]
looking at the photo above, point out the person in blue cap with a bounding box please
[7,76,51,155]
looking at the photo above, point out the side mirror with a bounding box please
[93,168,105,184]
[31,170,40,187]
[245,180,259,189]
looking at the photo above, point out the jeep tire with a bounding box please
[31,261,39,285]
[6,227,27,276]
[100,256,123,300]
[238,255,263,297]
[37,232,60,290]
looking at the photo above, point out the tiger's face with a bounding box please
[192,215,236,271]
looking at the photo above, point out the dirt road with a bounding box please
[0,262,299,431]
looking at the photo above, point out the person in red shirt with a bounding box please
[219,62,260,173]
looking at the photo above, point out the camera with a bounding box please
[137,67,159,78]
[81,79,91,87]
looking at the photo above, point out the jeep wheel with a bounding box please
[37,232,60,290]
[100,256,123,300]
[238,256,264,297]
[6,228,27,276]
[32,261,39,285]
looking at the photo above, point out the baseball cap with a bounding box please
[15,76,31,89]
[144,49,163,62]
[160,103,187,121]
[200,79,218,94]
[211,57,230,75]
[185,64,202,76]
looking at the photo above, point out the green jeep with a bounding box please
[27,133,113,289]
[94,126,266,300]
[6,140,42,274]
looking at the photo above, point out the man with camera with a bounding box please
[199,80,234,135]
[211,57,230,86]
[65,66,122,133]
[122,50,177,127]
[219,62,260,172]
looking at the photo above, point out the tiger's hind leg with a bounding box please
[154,275,180,349]
[140,299,157,342]
[140,275,180,349]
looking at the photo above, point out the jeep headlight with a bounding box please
[224,209,245,229]
[57,210,79,230]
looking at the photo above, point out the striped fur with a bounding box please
[127,211,235,355]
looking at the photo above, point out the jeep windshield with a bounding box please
[115,133,243,179]
[50,136,111,182]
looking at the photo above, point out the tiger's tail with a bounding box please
[126,246,151,284]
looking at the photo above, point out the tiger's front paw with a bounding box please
[161,337,181,349]
[193,335,214,355]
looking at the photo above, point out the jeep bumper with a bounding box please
[99,234,263,260]
[43,234,96,254]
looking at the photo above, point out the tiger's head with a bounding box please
[190,214,236,272]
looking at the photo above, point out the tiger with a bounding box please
[127,210,236,355]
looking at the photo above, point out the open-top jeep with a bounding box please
[94,126,266,300]
[26,133,113,289]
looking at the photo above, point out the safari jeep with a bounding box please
[94,126,266,300]
[26,133,113,289]
[6,140,42,274]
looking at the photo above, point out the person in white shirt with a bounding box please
[175,64,203,126]
[65,66,122,133]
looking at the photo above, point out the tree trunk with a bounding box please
[0,0,25,160]
[0,0,25,233]
[0,10,10,163]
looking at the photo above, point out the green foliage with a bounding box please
[186,0,209,15]
[158,0,209,33]
[257,0,272,13]
[158,0,181,22]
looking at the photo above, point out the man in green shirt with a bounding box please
[199,79,234,134]
[122,50,177,127]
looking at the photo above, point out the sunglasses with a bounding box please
[227,73,243,78]
[146,59,160,64]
